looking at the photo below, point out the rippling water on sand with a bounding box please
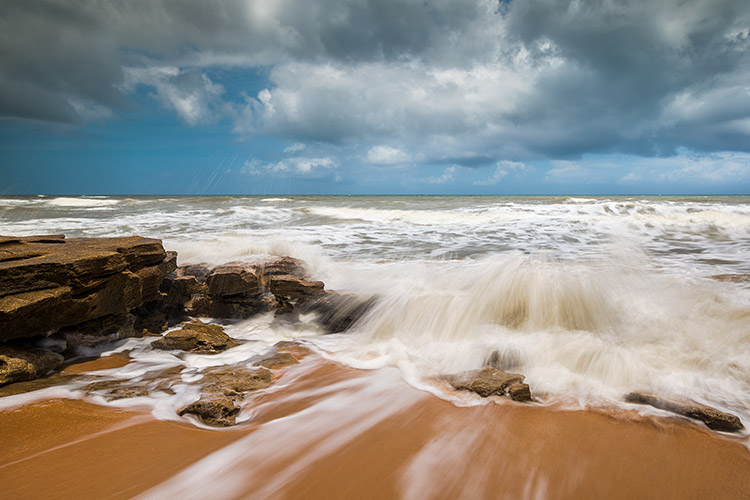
[1,195,749,428]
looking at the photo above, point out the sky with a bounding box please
[1,0,749,195]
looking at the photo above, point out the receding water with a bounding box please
[1,195,749,429]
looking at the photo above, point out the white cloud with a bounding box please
[242,156,336,178]
[425,166,457,184]
[283,142,306,153]
[367,146,411,165]
[233,59,544,158]
[475,160,531,185]
[122,66,224,125]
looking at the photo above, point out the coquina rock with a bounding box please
[625,391,744,432]
[151,320,240,354]
[0,346,64,386]
[445,366,533,402]
[0,235,175,342]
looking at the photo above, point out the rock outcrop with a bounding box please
[0,235,175,342]
[160,256,371,332]
[151,320,240,354]
[178,366,273,426]
[0,346,64,386]
[445,366,533,402]
[624,391,744,432]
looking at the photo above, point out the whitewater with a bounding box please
[1,195,749,431]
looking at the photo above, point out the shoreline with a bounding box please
[2,357,749,500]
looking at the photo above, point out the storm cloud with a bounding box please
[1,0,749,165]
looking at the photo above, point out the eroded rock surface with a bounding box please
[161,257,372,332]
[0,235,173,342]
[178,366,273,426]
[445,366,533,402]
[151,321,240,354]
[625,391,744,432]
[0,346,64,386]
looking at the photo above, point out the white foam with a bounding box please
[45,197,120,207]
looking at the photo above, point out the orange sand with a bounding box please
[1,360,749,500]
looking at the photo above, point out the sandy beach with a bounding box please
[2,355,749,500]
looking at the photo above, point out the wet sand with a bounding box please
[1,359,749,500]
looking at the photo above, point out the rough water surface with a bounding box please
[1,195,749,426]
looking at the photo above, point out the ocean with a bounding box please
[1,194,749,429]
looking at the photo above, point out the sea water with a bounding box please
[1,195,749,428]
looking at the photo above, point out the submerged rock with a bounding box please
[83,379,151,401]
[624,392,744,432]
[178,394,240,427]
[710,274,750,285]
[201,366,273,396]
[0,346,64,386]
[257,352,298,369]
[151,321,240,354]
[446,367,533,402]
[300,291,375,333]
[179,366,273,427]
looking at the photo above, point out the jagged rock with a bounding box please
[209,292,277,318]
[161,274,202,305]
[200,366,273,396]
[301,291,374,332]
[0,235,172,341]
[259,257,307,281]
[269,275,325,303]
[207,263,261,297]
[624,392,744,432]
[0,346,64,386]
[151,321,239,353]
[507,382,533,402]
[446,366,531,401]
[60,314,137,353]
[258,352,298,369]
[184,293,212,317]
[178,393,240,427]
[177,263,212,282]
[178,366,273,427]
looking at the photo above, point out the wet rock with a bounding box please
[268,275,325,303]
[179,366,273,427]
[132,304,168,336]
[301,291,375,333]
[273,341,313,359]
[711,274,750,285]
[507,382,533,402]
[446,367,531,401]
[259,256,307,281]
[161,274,202,305]
[59,314,136,353]
[83,379,150,400]
[257,352,298,369]
[0,372,78,397]
[0,235,173,341]
[207,263,261,297]
[209,292,277,319]
[184,293,212,317]
[178,394,240,427]
[177,263,212,282]
[151,321,240,353]
[201,366,273,396]
[624,391,744,432]
[0,346,64,386]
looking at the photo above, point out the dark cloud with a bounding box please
[0,0,749,162]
